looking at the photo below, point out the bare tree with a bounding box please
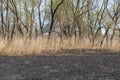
[0,0,5,39]
[48,0,64,40]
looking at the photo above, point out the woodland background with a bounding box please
[0,0,120,55]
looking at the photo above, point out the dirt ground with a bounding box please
[0,49,120,80]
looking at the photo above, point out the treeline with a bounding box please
[0,0,120,47]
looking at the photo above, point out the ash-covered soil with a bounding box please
[0,50,120,80]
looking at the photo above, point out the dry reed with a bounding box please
[0,36,119,56]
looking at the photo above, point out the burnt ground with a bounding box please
[0,49,120,80]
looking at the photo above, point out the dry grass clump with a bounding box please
[0,36,119,56]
